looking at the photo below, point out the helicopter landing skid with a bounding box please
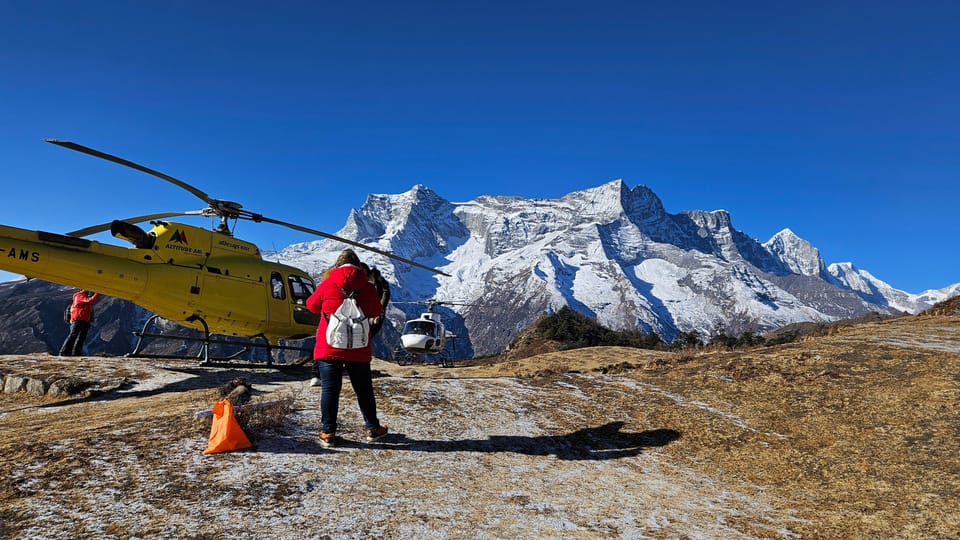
[128,314,313,367]
[392,346,453,368]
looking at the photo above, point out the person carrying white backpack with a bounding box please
[305,249,387,448]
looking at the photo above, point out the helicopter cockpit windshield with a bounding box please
[403,320,437,337]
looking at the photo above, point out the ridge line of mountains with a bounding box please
[1,179,957,357]
[270,179,959,357]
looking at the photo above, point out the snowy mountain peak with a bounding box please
[621,183,669,224]
[401,184,446,207]
[772,227,799,241]
[358,184,447,225]
[545,180,670,226]
[830,262,891,294]
[353,185,463,262]
[829,261,857,273]
[764,228,825,277]
[684,209,733,232]
[825,262,959,314]
[271,180,958,356]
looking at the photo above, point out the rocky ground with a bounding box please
[1,310,958,539]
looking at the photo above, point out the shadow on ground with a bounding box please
[257,421,681,461]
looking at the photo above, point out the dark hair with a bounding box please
[334,249,362,268]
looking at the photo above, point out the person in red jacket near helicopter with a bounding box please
[306,249,386,448]
[59,289,100,356]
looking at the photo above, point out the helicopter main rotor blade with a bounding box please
[45,139,449,276]
[251,214,451,277]
[67,210,206,237]
[44,139,215,206]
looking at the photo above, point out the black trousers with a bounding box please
[59,320,91,356]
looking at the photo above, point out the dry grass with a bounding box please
[193,376,299,440]
[1,312,958,538]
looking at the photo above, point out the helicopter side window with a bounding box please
[270,272,286,300]
[287,275,315,305]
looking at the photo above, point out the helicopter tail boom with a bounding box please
[0,224,150,300]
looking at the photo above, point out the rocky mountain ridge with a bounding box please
[0,180,956,357]
[270,180,957,355]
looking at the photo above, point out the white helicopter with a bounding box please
[395,300,470,367]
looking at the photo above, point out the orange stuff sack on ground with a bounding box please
[203,399,252,454]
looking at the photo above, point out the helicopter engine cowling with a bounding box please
[111,220,155,249]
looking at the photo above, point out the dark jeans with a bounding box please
[59,320,91,356]
[317,360,380,434]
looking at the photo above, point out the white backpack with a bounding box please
[325,288,370,349]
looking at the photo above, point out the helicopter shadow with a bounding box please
[261,421,680,461]
[379,422,680,461]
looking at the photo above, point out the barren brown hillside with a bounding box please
[1,310,958,539]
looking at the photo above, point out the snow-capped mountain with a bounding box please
[269,180,959,356]
[2,180,953,359]
[763,228,826,277]
[827,262,960,314]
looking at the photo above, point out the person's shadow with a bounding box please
[261,421,680,461]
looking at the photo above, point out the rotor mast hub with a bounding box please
[208,199,243,235]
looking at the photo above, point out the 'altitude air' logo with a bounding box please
[164,229,203,255]
[170,230,189,244]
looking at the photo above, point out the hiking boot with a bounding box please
[366,425,388,443]
[309,377,321,387]
[319,432,338,448]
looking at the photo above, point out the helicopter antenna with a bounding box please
[45,139,450,276]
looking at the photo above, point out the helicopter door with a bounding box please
[265,271,319,334]
[266,271,290,327]
[287,274,319,326]
[199,266,267,335]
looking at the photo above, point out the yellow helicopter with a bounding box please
[395,299,470,367]
[0,139,448,361]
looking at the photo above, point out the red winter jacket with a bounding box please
[70,291,100,323]
[306,264,383,361]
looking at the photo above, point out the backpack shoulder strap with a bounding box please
[325,288,359,322]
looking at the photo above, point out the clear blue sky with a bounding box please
[1,1,957,293]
